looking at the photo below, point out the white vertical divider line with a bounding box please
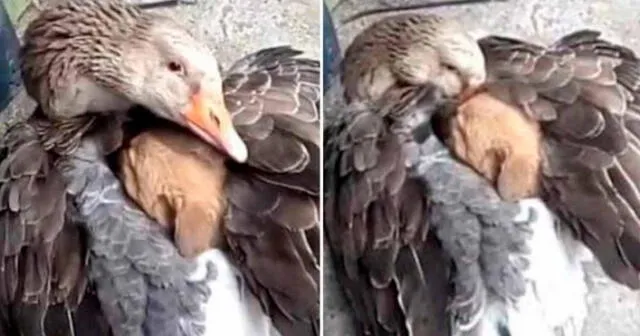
[318,1,326,334]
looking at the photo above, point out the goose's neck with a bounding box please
[21,1,153,117]
[76,76,135,115]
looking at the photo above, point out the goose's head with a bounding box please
[427,15,487,97]
[117,18,248,162]
[21,0,247,162]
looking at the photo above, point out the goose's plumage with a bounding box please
[326,11,640,336]
[0,111,216,336]
[0,1,319,335]
[221,48,320,336]
[476,31,640,287]
[324,84,532,335]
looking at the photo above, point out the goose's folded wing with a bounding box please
[0,119,89,334]
[224,46,320,182]
[323,85,450,336]
[55,118,216,336]
[222,47,320,336]
[44,290,111,336]
[479,30,640,288]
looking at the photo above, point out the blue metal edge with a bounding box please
[323,2,341,92]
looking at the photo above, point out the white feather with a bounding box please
[504,199,590,336]
[467,28,491,40]
[188,249,280,336]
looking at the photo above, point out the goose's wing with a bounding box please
[0,115,93,335]
[3,112,221,336]
[323,83,453,336]
[57,118,217,336]
[222,46,320,336]
[478,30,640,288]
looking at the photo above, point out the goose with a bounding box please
[325,9,640,336]
[0,0,319,335]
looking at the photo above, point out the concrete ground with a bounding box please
[324,0,640,335]
[147,0,320,69]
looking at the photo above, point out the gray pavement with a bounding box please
[324,0,640,335]
[147,0,320,69]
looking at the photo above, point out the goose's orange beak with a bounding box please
[182,90,248,163]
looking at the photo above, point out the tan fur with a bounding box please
[448,93,542,201]
[119,127,227,258]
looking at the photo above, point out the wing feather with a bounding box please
[323,83,450,336]
[480,30,640,288]
[0,119,90,334]
[223,47,320,336]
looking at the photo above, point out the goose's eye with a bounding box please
[443,64,456,71]
[210,113,221,127]
[168,61,184,73]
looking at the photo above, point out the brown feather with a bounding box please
[225,199,319,336]
[0,120,89,335]
[325,96,446,336]
[225,162,319,336]
[223,48,320,336]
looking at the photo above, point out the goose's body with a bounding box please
[326,11,640,336]
[324,85,532,336]
[191,249,280,336]
[1,1,319,335]
[500,200,589,336]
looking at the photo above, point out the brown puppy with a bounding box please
[119,127,228,258]
[448,93,542,201]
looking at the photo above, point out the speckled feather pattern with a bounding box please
[342,13,484,102]
[342,14,445,101]
[20,0,152,117]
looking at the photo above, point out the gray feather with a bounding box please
[57,136,214,336]
[405,135,530,334]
